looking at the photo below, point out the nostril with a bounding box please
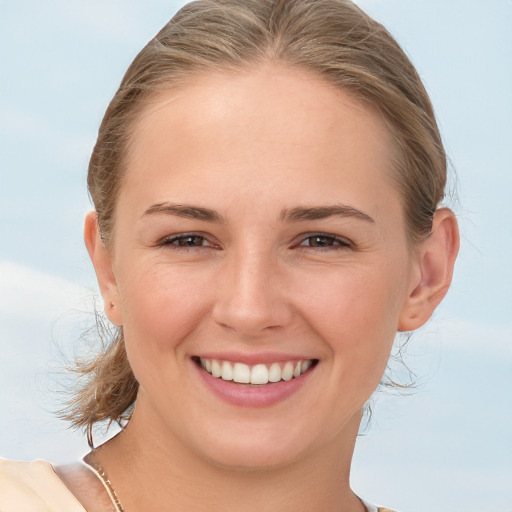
[217,322,235,331]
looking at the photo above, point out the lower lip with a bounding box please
[194,362,315,408]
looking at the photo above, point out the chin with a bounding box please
[196,438,307,472]
[181,415,342,473]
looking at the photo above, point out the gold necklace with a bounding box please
[85,457,126,512]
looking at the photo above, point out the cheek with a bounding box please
[297,261,408,375]
[117,263,212,360]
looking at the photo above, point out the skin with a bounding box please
[81,64,459,512]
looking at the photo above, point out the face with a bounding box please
[96,64,424,470]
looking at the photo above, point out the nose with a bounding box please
[211,248,293,337]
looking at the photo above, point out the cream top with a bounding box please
[0,459,86,512]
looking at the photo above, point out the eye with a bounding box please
[161,233,216,249]
[298,233,353,250]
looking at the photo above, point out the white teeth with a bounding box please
[251,364,269,385]
[281,362,294,381]
[233,362,251,383]
[211,360,222,378]
[221,361,233,381]
[199,357,315,384]
[301,360,312,372]
[268,362,282,383]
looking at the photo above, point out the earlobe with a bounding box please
[84,211,123,326]
[398,208,459,332]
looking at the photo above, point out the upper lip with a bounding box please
[192,352,317,365]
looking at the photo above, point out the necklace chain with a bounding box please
[86,457,126,512]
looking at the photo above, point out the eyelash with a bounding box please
[296,232,354,251]
[159,232,354,252]
[160,233,215,250]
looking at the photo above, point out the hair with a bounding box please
[65,0,448,444]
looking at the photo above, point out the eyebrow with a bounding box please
[142,202,374,224]
[142,203,225,223]
[281,205,375,223]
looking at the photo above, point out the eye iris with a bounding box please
[309,236,333,247]
[178,236,203,247]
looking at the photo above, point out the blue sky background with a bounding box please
[0,1,511,511]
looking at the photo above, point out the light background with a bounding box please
[0,1,511,511]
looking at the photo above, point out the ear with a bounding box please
[84,211,123,326]
[398,208,459,331]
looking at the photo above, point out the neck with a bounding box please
[94,401,365,512]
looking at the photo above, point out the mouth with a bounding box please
[194,357,318,385]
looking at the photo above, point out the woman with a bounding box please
[0,0,459,510]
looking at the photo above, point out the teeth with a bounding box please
[199,357,314,385]
[281,362,294,381]
[211,359,222,378]
[301,360,312,372]
[233,362,251,383]
[268,362,281,383]
[251,364,269,385]
[221,361,233,381]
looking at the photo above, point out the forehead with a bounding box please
[122,64,399,218]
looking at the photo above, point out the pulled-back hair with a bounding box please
[66,0,447,444]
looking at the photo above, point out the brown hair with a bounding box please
[67,0,447,443]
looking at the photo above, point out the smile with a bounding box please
[197,358,316,385]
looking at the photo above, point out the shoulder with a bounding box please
[0,459,86,512]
